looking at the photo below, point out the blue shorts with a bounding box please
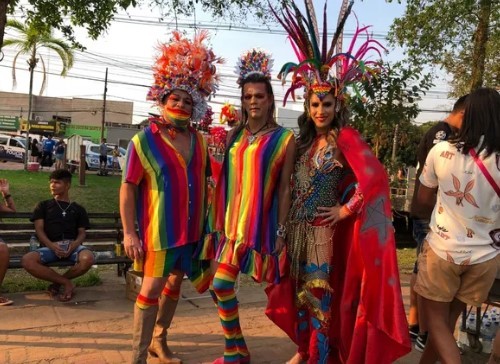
[36,245,91,265]
[412,218,430,273]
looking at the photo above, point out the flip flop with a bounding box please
[47,283,61,297]
[0,296,13,306]
[58,288,75,302]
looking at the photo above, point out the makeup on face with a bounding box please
[161,90,193,128]
[309,93,336,133]
[242,82,272,124]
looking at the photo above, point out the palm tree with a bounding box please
[3,19,74,169]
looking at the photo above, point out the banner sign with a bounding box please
[19,119,66,136]
[0,116,19,131]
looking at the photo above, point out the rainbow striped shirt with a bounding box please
[213,126,294,282]
[123,123,209,251]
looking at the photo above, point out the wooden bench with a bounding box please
[0,211,132,276]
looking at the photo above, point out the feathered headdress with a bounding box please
[271,0,385,105]
[235,48,274,86]
[147,30,224,121]
[219,102,240,126]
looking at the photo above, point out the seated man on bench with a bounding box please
[0,178,16,306]
[22,170,95,302]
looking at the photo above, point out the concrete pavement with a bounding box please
[0,270,490,363]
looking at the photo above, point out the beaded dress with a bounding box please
[287,141,350,362]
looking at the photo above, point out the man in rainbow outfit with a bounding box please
[120,30,222,364]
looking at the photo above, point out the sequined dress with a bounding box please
[287,143,348,362]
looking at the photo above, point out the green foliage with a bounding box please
[1,0,279,52]
[348,61,433,167]
[150,0,277,22]
[3,0,137,50]
[387,0,500,96]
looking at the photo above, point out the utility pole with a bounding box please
[391,123,399,162]
[101,68,108,141]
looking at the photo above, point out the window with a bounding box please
[0,137,7,146]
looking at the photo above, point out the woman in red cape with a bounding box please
[266,127,411,363]
[266,0,411,362]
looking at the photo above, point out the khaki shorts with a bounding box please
[414,240,500,307]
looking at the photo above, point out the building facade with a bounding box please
[0,91,134,142]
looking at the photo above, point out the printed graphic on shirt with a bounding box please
[438,204,444,214]
[433,130,448,144]
[472,216,494,224]
[440,150,455,160]
[490,229,500,250]
[444,174,479,208]
[436,224,450,240]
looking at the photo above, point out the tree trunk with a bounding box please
[25,47,37,170]
[469,0,491,91]
[0,0,10,56]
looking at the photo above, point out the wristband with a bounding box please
[345,185,364,214]
[277,223,287,239]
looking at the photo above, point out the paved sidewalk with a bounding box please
[0,271,488,364]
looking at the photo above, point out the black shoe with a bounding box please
[409,325,419,341]
[415,332,428,352]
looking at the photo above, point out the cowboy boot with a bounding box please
[131,304,158,364]
[148,294,182,363]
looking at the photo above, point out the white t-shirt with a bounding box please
[420,141,500,265]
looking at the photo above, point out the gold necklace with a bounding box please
[54,199,72,217]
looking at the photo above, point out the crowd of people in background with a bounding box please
[27,134,65,169]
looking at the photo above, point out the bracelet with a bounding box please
[276,223,287,239]
[3,194,11,200]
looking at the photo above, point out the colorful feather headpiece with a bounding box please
[219,102,240,126]
[147,30,224,121]
[271,0,385,105]
[235,48,274,86]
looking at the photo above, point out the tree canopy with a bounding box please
[349,61,433,167]
[0,0,275,56]
[387,0,499,96]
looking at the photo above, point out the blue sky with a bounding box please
[0,0,454,124]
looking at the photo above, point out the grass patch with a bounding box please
[397,247,416,275]
[1,267,103,294]
[0,170,121,212]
